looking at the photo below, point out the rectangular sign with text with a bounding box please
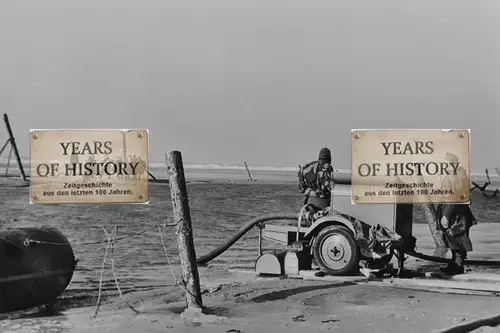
[351,129,470,204]
[30,129,149,204]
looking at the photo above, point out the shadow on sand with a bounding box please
[250,281,357,303]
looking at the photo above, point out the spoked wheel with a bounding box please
[312,225,360,275]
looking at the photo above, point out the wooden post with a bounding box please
[421,204,448,256]
[412,173,448,251]
[244,162,253,181]
[3,114,27,181]
[5,145,12,176]
[394,202,413,276]
[0,139,9,157]
[166,151,203,310]
[147,170,157,180]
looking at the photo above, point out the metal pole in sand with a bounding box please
[166,151,203,311]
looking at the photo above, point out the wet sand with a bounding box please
[2,275,500,333]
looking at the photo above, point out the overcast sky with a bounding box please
[1,0,498,171]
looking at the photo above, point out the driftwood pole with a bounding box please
[421,204,448,257]
[411,173,448,252]
[244,162,253,181]
[166,151,203,310]
[3,114,27,181]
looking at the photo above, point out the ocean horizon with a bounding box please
[0,158,499,181]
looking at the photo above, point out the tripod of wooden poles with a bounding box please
[0,113,27,181]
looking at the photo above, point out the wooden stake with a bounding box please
[393,202,414,275]
[166,151,203,310]
[5,145,12,176]
[3,114,27,181]
[244,162,253,181]
[147,170,157,180]
[413,172,448,250]
[0,139,9,157]
[421,204,448,250]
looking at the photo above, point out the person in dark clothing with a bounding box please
[436,203,477,275]
[298,147,335,210]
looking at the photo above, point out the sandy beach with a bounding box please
[2,267,500,333]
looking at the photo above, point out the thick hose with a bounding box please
[196,213,298,265]
[407,251,500,266]
[195,211,500,267]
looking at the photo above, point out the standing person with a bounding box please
[436,202,477,275]
[441,152,469,198]
[298,147,335,210]
[84,154,96,182]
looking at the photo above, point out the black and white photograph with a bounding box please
[0,1,499,332]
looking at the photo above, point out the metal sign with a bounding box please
[30,129,149,204]
[351,129,470,204]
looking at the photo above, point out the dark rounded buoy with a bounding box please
[0,227,77,313]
